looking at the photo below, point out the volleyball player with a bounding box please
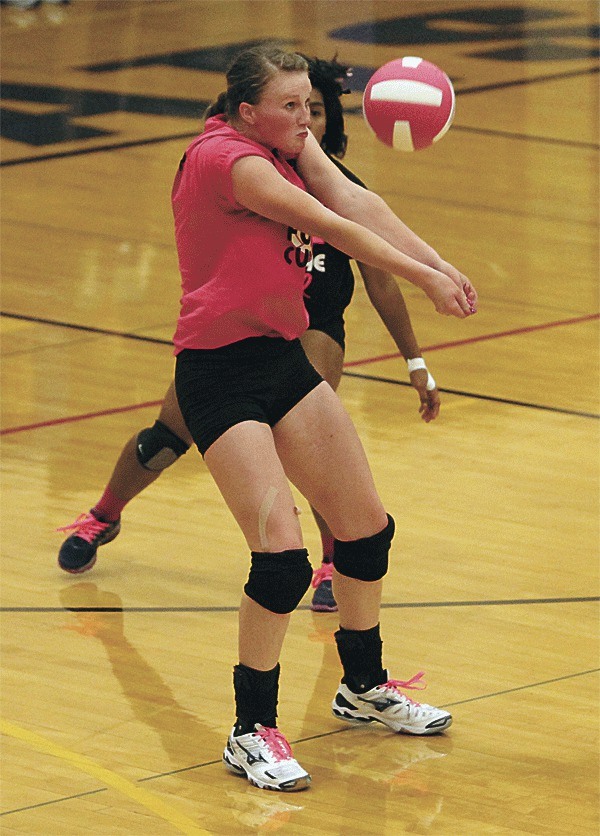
[61,44,476,792]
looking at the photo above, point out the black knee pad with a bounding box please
[136,420,190,472]
[333,514,395,582]
[245,549,313,614]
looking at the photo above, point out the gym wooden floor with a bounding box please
[1,1,598,833]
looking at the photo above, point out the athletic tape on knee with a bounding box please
[245,549,313,614]
[258,486,279,551]
[136,420,190,472]
[333,514,395,582]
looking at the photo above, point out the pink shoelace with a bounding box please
[384,672,428,707]
[311,561,333,588]
[386,672,427,691]
[255,726,293,762]
[56,513,109,543]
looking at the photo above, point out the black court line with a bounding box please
[0,310,173,345]
[456,64,600,96]
[2,666,595,816]
[2,596,597,613]
[344,370,600,420]
[442,667,600,707]
[451,124,598,149]
[2,65,598,168]
[1,788,109,817]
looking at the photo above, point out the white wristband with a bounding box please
[407,357,436,391]
[406,357,426,373]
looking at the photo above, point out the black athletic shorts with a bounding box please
[175,337,323,456]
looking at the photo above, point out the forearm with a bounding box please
[358,263,440,422]
[326,187,442,268]
[358,264,421,359]
[320,213,441,291]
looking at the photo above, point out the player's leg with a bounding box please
[57,380,192,573]
[102,380,192,505]
[300,328,344,610]
[274,381,387,628]
[175,340,317,790]
[204,422,312,791]
[273,384,452,735]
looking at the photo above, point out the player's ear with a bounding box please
[239,102,256,125]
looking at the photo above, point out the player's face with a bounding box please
[309,88,327,146]
[247,71,312,156]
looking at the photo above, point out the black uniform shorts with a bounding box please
[175,337,323,456]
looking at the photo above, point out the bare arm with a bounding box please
[231,155,473,318]
[358,261,440,422]
[296,132,477,310]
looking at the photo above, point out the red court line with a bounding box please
[343,312,600,368]
[0,400,163,437]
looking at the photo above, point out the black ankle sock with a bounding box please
[233,662,280,735]
[334,624,387,694]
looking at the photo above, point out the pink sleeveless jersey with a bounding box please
[172,115,312,351]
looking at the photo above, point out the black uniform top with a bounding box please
[304,156,367,350]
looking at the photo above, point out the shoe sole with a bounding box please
[222,749,246,776]
[310,602,338,612]
[332,707,452,735]
[332,708,374,725]
[223,748,311,792]
[58,553,97,575]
